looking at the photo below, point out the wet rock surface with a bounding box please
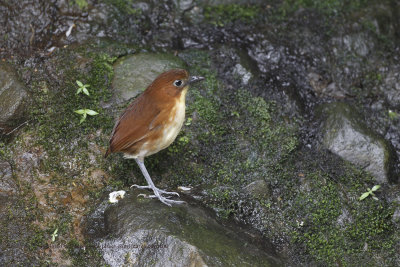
[320,102,398,183]
[1,0,400,266]
[87,191,281,266]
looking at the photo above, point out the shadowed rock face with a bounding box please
[0,62,28,133]
[87,191,281,267]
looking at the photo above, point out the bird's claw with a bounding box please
[158,196,185,207]
[131,184,150,189]
[133,185,184,206]
[131,184,180,197]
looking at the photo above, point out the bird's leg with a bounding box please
[134,158,185,206]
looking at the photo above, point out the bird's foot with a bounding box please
[137,193,185,206]
[131,184,180,197]
[133,184,184,206]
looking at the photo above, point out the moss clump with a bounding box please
[279,0,376,17]
[28,226,47,251]
[101,0,142,15]
[289,163,396,266]
[204,4,261,26]
[28,43,121,176]
[71,0,88,10]
[67,239,105,266]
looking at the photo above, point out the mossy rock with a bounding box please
[90,191,281,266]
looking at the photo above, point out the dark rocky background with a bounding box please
[1,0,399,266]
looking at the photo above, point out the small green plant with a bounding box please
[72,0,88,10]
[359,185,381,201]
[388,110,399,120]
[185,117,192,126]
[74,109,99,124]
[76,80,90,96]
[51,228,58,242]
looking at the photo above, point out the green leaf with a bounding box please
[51,228,58,242]
[83,87,90,96]
[76,80,84,87]
[371,185,381,192]
[79,113,87,124]
[185,117,192,126]
[359,192,370,201]
[74,109,86,114]
[85,109,99,116]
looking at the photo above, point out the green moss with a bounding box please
[67,239,105,266]
[0,140,12,160]
[71,0,88,10]
[101,0,142,15]
[28,227,47,251]
[290,164,396,266]
[204,4,261,26]
[28,42,121,178]
[279,0,374,17]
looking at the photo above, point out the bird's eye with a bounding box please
[173,80,183,87]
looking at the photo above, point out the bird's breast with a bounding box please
[157,89,187,150]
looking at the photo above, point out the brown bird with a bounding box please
[105,69,204,206]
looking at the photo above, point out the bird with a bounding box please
[105,69,204,206]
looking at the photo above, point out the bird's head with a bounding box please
[147,69,204,97]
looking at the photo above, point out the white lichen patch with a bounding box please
[109,190,126,203]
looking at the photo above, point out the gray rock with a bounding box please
[207,0,266,4]
[319,102,398,183]
[0,161,17,195]
[381,66,400,108]
[392,207,400,224]
[111,53,186,105]
[233,63,252,85]
[243,179,270,199]
[248,40,284,73]
[88,191,281,267]
[0,62,28,130]
[307,72,346,99]
[331,32,375,57]
[173,0,194,12]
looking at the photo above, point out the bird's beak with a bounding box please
[188,76,205,85]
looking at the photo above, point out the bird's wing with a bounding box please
[108,94,162,153]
